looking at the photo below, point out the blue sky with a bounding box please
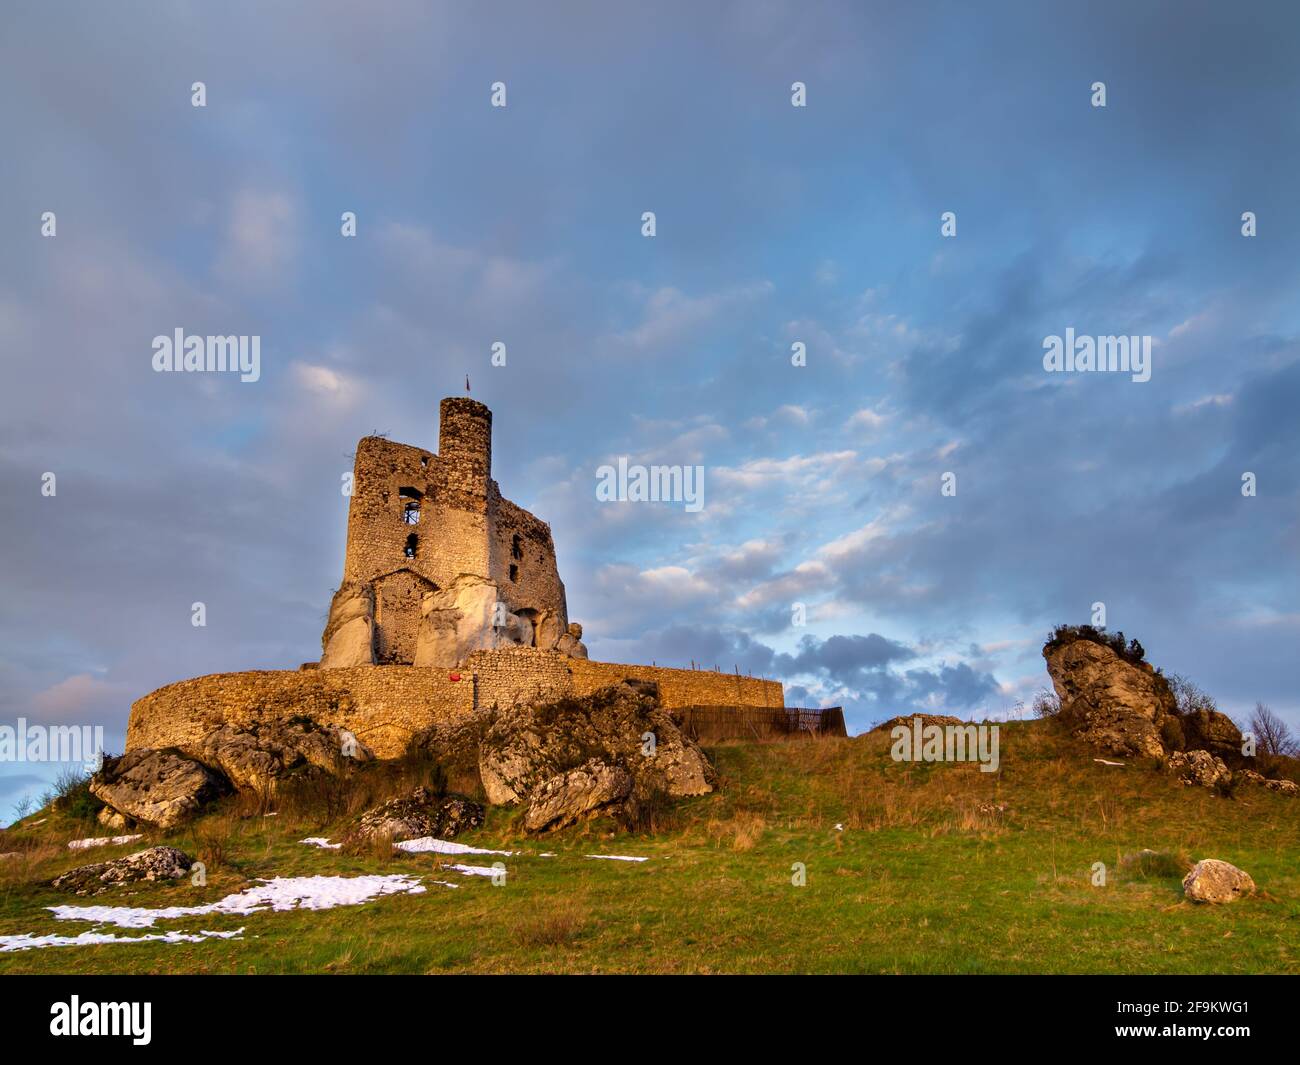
[2,1,1298,818]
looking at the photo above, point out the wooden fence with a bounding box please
[673,704,847,743]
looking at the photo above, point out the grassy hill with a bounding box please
[2,719,1297,974]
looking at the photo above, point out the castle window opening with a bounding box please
[509,563,519,583]
[511,534,523,561]
[399,486,423,525]
[405,534,419,558]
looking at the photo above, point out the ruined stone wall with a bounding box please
[565,659,785,710]
[341,436,490,590]
[127,655,784,761]
[126,668,475,760]
[488,495,567,628]
[466,648,575,710]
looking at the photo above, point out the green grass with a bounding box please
[1,720,1297,974]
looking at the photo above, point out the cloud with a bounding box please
[28,675,130,732]
[609,281,773,352]
[215,189,298,289]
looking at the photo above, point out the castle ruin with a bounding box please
[125,396,787,758]
[320,397,587,669]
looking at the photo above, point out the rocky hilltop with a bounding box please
[1042,625,1297,795]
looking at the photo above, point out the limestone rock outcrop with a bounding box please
[354,787,484,841]
[553,622,588,660]
[1043,637,1176,759]
[1181,709,1243,762]
[479,680,716,832]
[193,718,373,793]
[52,846,194,895]
[534,609,566,654]
[1043,630,1297,798]
[90,749,229,830]
[320,582,375,668]
[1182,859,1255,903]
[93,720,376,826]
[1236,769,1300,795]
[414,575,532,667]
[523,760,633,833]
[1167,749,1232,790]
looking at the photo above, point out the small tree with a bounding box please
[1167,673,1217,717]
[1031,688,1060,718]
[1248,702,1299,757]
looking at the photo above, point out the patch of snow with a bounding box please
[539,852,556,858]
[431,880,461,889]
[300,837,342,849]
[448,863,504,879]
[0,927,244,953]
[834,823,844,831]
[49,874,427,929]
[585,854,649,862]
[1094,758,1126,767]
[67,834,144,851]
[395,837,513,856]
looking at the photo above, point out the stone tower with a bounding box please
[319,397,586,668]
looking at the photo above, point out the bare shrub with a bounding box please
[1167,673,1218,717]
[1119,849,1192,879]
[703,809,766,851]
[340,827,398,860]
[192,815,240,874]
[1031,689,1061,718]
[1249,702,1298,758]
[514,899,588,948]
[617,785,679,835]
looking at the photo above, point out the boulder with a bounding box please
[1181,709,1244,762]
[524,761,633,833]
[320,582,375,668]
[553,622,589,660]
[1235,769,1300,796]
[90,749,229,830]
[355,787,484,841]
[1043,638,1176,758]
[193,718,372,794]
[52,846,194,896]
[1182,859,1255,903]
[479,680,716,832]
[1167,749,1232,790]
[97,806,130,831]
